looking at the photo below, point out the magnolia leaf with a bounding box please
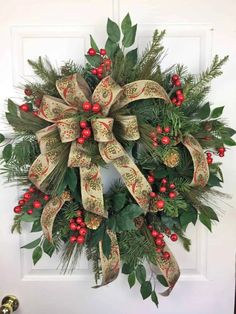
[180,207,198,231]
[135,264,146,284]
[121,13,132,35]
[223,127,236,137]
[128,272,136,288]
[122,263,134,275]
[201,206,219,221]
[2,144,12,162]
[7,99,18,116]
[151,291,159,307]
[114,204,143,231]
[21,237,41,249]
[85,54,101,67]
[107,18,120,43]
[43,238,55,257]
[198,102,210,119]
[21,214,40,222]
[89,35,99,52]
[32,246,43,265]
[199,212,212,231]
[211,106,224,119]
[122,24,137,48]
[223,137,236,146]
[156,274,169,287]
[105,38,118,59]
[31,220,42,232]
[140,281,152,299]
[125,48,138,68]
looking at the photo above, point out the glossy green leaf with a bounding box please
[105,38,118,59]
[31,220,42,232]
[43,238,55,257]
[122,263,133,275]
[2,144,12,162]
[156,274,169,287]
[198,102,210,119]
[211,106,224,118]
[223,137,236,146]
[65,168,77,192]
[85,54,101,67]
[122,24,137,47]
[200,206,219,221]
[135,264,146,284]
[21,237,41,249]
[151,291,159,306]
[107,18,120,43]
[140,281,152,299]
[128,272,136,288]
[90,35,99,52]
[0,133,5,143]
[125,48,138,68]
[223,127,236,137]
[121,13,132,35]
[199,212,212,231]
[180,207,198,231]
[7,99,18,116]
[32,246,43,265]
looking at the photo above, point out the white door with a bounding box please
[0,1,236,313]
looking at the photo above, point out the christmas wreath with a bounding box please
[1,14,235,307]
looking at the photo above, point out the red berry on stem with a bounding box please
[151,230,159,238]
[172,74,179,82]
[155,238,163,246]
[218,147,225,154]
[165,228,171,235]
[79,228,88,236]
[70,223,77,231]
[164,126,170,133]
[97,73,103,79]
[175,100,182,107]
[92,103,101,113]
[174,80,181,87]
[206,152,212,157]
[147,175,155,184]
[177,94,184,102]
[18,199,25,205]
[169,191,177,199]
[24,192,31,200]
[100,49,106,56]
[161,136,171,145]
[80,121,88,129]
[150,131,156,139]
[176,90,182,96]
[153,141,158,147]
[34,98,42,107]
[147,225,153,230]
[149,191,156,198]
[24,88,32,96]
[70,236,77,243]
[77,236,85,244]
[104,58,111,66]
[97,67,103,74]
[207,157,213,164]
[27,209,33,215]
[156,125,163,134]
[77,137,85,145]
[69,218,75,223]
[82,101,92,112]
[82,128,92,138]
[156,199,165,209]
[80,222,86,227]
[76,217,83,225]
[14,206,22,214]
[158,233,164,239]
[171,97,177,104]
[156,247,162,253]
[20,104,30,112]
[91,68,97,75]
[76,210,82,217]
[88,48,96,56]
[77,225,81,231]
[28,186,36,193]
[219,152,224,157]
[169,183,176,189]
[170,233,178,242]
[161,178,168,185]
[43,195,50,201]
[33,200,42,209]
[159,186,167,193]
[162,251,170,260]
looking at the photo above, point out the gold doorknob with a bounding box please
[0,296,19,314]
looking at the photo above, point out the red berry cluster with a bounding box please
[206,147,226,164]
[88,48,112,79]
[69,211,88,245]
[13,186,50,215]
[150,125,171,147]
[76,118,92,145]
[19,88,42,116]
[147,225,178,260]
[170,74,185,107]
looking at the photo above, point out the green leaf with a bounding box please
[114,204,144,231]
[223,127,236,137]
[180,207,198,231]
[21,214,39,222]
[105,38,118,59]
[223,137,236,146]
[0,133,5,143]
[89,224,105,247]
[65,168,77,192]
[122,24,137,48]
[31,220,42,232]
[113,193,126,211]
[198,102,210,119]
[85,54,101,67]
[32,246,43,265]
[43,238,55,257]
[199,212,212,231]
[21,237,41,249]
[156,274,169,287]
[207,172,222,187]
[140,281,152,299]
[122,263,133,275]
[128,272,136,288]
[102,231,112,258]
[107,18,120,43]
[151,291,159,306]
[135,264,146,284]
[90,35,99,52]
[121,13,132,35]
[125,48,138,68]
[2,144,12,162]
[211,106,224,119]
[7,99,18,116]
[200,206,219,221]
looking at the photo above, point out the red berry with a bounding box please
[170,233,178,242]
[27,209,33,215]
[77,137,85,145]
[18,199,25,205]
[156,247,162,253]
[92,103,101,113]
[219,152,224,157]
[158,233,164,239]
[206,152,212,157]
[97,67,103,74]
[159,186,167,193]
[177,94,184,102]
[91,68,97,75]
[174,80,181,87]
[76,210,83,217]
[150,131,156,139]
[151,230,159,238]
[76,226,80,231]
[156,199,165,209]
[100,49,106,56]
[161,136,171,145]
[43,195,50,201]
[24,88,32,96]
[104,58,111,66]
[88,48,96,56]
[155,238,163,246]
[79,227,88,236]
[76,217,83,225]
[162,251,170,260]
[149,191,156,198]
[34,98,42,107]
[176,90,182,95]
[24,192,31,200]
[82,101,92,112]
[14,206,22,214]
[80,222,86,227]
[70,223,77,231]
[80,121,88,129]
[218,147,225,154]
[153,141,158,147]
[172,74,179,81]
[20,104,30,112]
[33,200,42,209]
[164,126,170,133]
[70,236,77,243]
[156,125,163,134]
[175,100,182,107]
[169,191,177,199]
[28,186,36,193]
[147,225,153,230]
[69,218,75,223]
[97,73,103,79]
[169,183,176,189]
[77,236,85,244]
[165,228,171,235]
[82,128,92,138]
[207,157,213,164]
[161,178,168,185]
[171,97,177,104]
[147,175,155,184]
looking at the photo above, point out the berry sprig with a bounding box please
[87,47,112,80]
[150,125,171,147]
[19,88,42,116]
[170,74,185,107]
[13,186,50,215]
[147,225,178,260]
[69,211,88,245]
[205,147,226,164]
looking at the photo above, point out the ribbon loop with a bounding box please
[91,118,114,142]
[115,115,140,140]
[56,116,80,143]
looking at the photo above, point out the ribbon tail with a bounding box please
[41,192,72,242]
[182,135,209,187]
[93,230,120,288]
